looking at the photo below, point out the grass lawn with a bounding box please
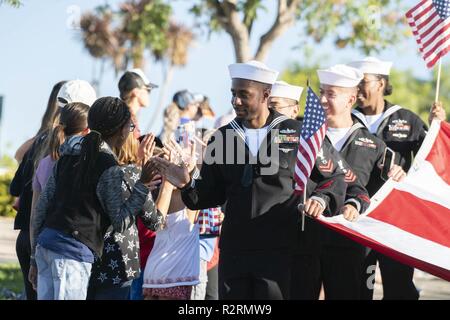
[0,263,23,300]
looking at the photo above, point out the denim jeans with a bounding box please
[191,260,208,300]
[35,245,92,300]
[130,273,144,300]
[87,280,132,300]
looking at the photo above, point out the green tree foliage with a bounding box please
[80,0,171,72]
[190,0,407,62]
[120,0,172,67]
[0,172,15,217]
[0,0,22,7]
[281,61,450,123]
[0,155,17,217]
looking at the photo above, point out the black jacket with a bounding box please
[44,152,117,257]
[321,119,386,249]
[352,100,428,172]
[181,110,347,253]
[10,134,46,231]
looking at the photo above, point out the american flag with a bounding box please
[294,87,327,194]
[406,0,450,68]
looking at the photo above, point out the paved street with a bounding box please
[0,217,448,299]
[0,217,19,264]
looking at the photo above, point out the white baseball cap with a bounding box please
[228,60,279,85]
[270,81,304,101]
[317,64,364,88]
[348,57,393,76]
[57,80,97,107]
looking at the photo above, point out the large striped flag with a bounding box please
[294,87,327,194]
[318,120,450,281]
[406,0,450,68]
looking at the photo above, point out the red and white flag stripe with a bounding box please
[406,0,450,68]
[294,125,327,192]
[319,120,450,281]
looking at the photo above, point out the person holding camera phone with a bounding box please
[348,57,444,300]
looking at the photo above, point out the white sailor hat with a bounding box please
[228,60,279,85]
[317,64,364,88]
[347,57,392,76]
[270,81,304,101]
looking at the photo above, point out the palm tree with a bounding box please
[119,0,171,70]
[79,0,171,87]
[145,21,195,132]
[80,6,126,91]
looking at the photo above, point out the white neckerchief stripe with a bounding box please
[352,105,403,129]
[352,109,369,128]
[230,115,290,145]
[229,120,246,143]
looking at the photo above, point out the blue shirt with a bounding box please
[179,117,191,125]
[37,227,95,263]
[199,237,216,262]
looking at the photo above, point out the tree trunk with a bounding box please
[232,35,251,62]
[145,62,175,133]
[132,43,145,69]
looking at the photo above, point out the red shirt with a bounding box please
[137,216,156,270]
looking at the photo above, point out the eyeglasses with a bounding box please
[129,122,136,132]
[269,104,298,110]
[358,79,380,87]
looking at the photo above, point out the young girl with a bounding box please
[30,97,156,300]
[142,140,201,300]
[28,102,90,289]
[142,186,200,300]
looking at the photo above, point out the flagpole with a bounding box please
[435,58,442,103]
[301,78,310,232]
[301,187,306,232]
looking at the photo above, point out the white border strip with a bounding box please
[319,215,450,270]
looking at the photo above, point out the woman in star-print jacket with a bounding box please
[87,135,165,300]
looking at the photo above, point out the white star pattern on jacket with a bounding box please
[130,172,140,182]
[108,259,118,270]
[114,233,125,243]
[98,272,107,283]
[112,275,122,285]
[122,254,130,265]
[126,267,136,278]
[105,243,116,253]
[144,210,153,219]
[129,227,137,237]
[127,240,136,250]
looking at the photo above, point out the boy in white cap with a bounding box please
[348,57,438,300]
[268,81,303,119]
[293,64,406,300]
[150,60,347,300]
[118,68,158,138]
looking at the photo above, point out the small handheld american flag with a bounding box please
[406,0,450,68]
[294,87,328,194]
